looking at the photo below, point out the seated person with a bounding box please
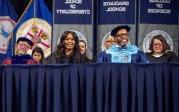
[92,35,114,62]
[27,46,44,64]
[145,35,177,62]
[104,35,114,50]
[43,31,89,64]
[96,25,148,63]
[79,40,91,63]
[3,37,33,64]
[79,40,87,55]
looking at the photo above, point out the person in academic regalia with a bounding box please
[43,31,89,64]
[3,37,33,64]
[96,25,148,63]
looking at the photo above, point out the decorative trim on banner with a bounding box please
[0,16,16,54]
[16,18,51,57]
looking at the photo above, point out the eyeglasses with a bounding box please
[153,43,163,47]
[17,43,30,48]
[115,33,129,38]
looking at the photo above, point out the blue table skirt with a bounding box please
[0,63,179,112]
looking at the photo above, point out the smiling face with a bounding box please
[152,39,164,54]
[114,29,129,47]
[64,33,76,51]
[16,41,31,55]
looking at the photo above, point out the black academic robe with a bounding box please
[43,52,89,64]
[145,51,178,63]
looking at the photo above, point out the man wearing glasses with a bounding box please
[96,25,148,63]
[3,37,33,64]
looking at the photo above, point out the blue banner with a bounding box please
[98,0,135,24]
[0,0,18,63]
[54,0,92,24]
[140,0,179,24]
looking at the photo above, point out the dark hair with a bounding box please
[32,47,44,63]
[79,40,87,46]
[149,35,170,53]
[79,39,87,55]
[111,25,130,36]
[17,37,33,46]
[56,31,81,62]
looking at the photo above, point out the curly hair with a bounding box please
[55,31,81,63]
[149,35,170,53]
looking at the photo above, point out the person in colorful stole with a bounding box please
[96,25,148,63]
[3,37,33,64]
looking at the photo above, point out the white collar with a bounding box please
[115,44,128,49]
[152,53,164,58]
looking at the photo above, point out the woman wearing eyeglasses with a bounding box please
[145,35,177,62]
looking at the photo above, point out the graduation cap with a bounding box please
[111,25,131,36]
[17,37,33,46]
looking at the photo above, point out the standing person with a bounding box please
[96,25,148,63]
[43,31,88,64]
[145,35,177,62]
[27,46,44,64]
[3,37,33,64]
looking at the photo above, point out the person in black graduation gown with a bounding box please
[145,35,177,62]
[43,31,89,64]
[79,39,91,63]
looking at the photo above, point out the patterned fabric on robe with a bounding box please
[96,44,149,63]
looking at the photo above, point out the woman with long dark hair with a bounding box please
[43,31,88,64]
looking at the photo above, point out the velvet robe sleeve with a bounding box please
[136,50,149,63]
[96,51,111,63]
